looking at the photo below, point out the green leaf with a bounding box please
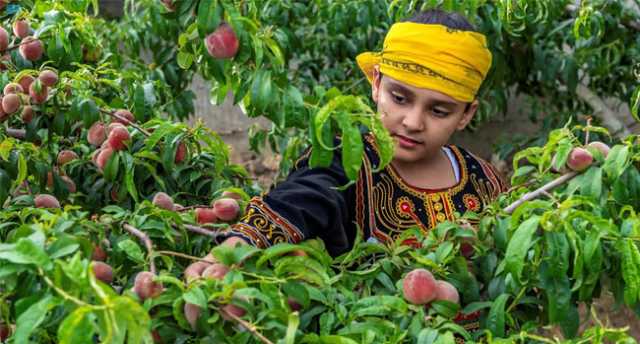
[0,168,10,205]
[177,51,194,69]
[631,86,640,123]
[580,167,602,200]
[486,293,509,338]
[504,216,540,282]
[0,238,51,268]
[14,295,60,344]
[79,98,99,128]
[183,287,208,309]
[197,0,220,36]
[603,145,629,179]
[58,306,95,344]
[340,124,363,181]
[285,311,300,344]
[117,239,145,264]
[103,150,120,182]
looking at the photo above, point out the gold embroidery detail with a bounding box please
[434,202,443,211]
[462,194,481,212]
[436,213,446,222]
[395,196,415,219]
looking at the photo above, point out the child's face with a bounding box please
[371,67,478,165]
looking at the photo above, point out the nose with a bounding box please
[401,106,424,132]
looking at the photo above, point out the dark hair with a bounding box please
[403,9,476,32]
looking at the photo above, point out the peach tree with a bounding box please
[0,0,639,343]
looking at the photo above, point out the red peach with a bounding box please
[0,27,7,52]
[29,82,48,104]
[107,126,130,151]
[152,192,174,211]
[175,141,187,163]
[0,323,11,342]
[12,20,29,39]
[113,109,134,125]
[587,141,610,158]
[88,122,107,146]
[435,280,460,304]
[34,194,61,209]
[202,263,229,280]
[213,198,240,221]
[567,147,593,172]
[133,271,163,300]
[3,83,23,95]
[402,268,437,305]
[95,147,114,171]
[184,303,201,329]
[92,261,113,284]
[184,261,210,282]
[204,23,240,59]
[220,303,246,321]
[20,105,33,123]
[92,245,107,261]
[61,175,76,193]
[195,207,217,224]
[221,190,242,200]
[57,150,79,166]
[17,75,34,92]
[19,36,43,61]
[38,70,58,87]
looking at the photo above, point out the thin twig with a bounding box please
[220,307,275,344]
[584,116,592,145]
[182,224,220,239]
[155,250,213,263]
[100,108,152,137]
[123,223,156,274]
[5,128,26,139]
[176,205,211,212]
[503,171,578,214]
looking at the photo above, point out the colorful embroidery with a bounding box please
[463,194,481,212]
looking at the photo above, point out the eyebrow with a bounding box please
[386,80,459,108]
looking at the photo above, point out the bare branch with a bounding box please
[5,128,26,139]
[503,171,578,214]
[220,307,275,344]
[123,223,156,274]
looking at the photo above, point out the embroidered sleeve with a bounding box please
[218,137,357,256]
[480,160,510,194]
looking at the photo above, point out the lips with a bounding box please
[394,134,423,144]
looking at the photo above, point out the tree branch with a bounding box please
[181,224,221,239]
[100,109,152,137]
[503,171,578,214]
[5,128,26,139]
[123,224,156,274]
[220,307,275,344]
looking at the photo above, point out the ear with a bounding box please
[456,99,479,131]
[371,65,382,104]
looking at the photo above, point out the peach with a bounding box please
[92,261,113,284]
[57,150,79,166]
[175,141,187,163]
[17,75,34,92]
[287,297,302,311]
[0,27,7,52]
[220,303,246,321]
[567,147,593,172]
[20,105,33,123]
[133,271,163,301]
[12,19,29,39]
[221,190,242,200]
[3,83,23,95]
[184,261,210,282]
[435,280,460,304]
[61,175,76,193]
[587,141,610,158]
[195,207,217,224]
[19,36,43,61]
[107,126,130,151]
[202,263,228,280]
[113,109,134,125]
[38,70,58,87]
[213,198,240,221]
[0,323,11,342]
[29,82,48,104]
[87,122,107,146]
[95,147,114,171]
[402,268,437,305]
[152,192,174,211]
[184,303,201,329]
[34,194,61,209]
[92,245,107,261]
[204,23,239,59]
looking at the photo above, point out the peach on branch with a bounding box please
[152,192,174,211]
[19,36,43,61]
[29,83,48,104]
[3,83,23,95]
[34,194,61,209]
[184,261,210,282]
[2,94,21,114]
[202,263,229,280]
[61,175,76,193]
[567,147,593,172]
[20,105,33,123]
[204,23,240,59]
[133,271,163,301]
[92,261,113,284]
[195,207,217,224]
[12,19,29,39]
[402,268,437,305]
[95,147,114,171]
[38,70,58,87]
[587,141,610,158]
[107,126,130,151]
[175,141,187,163]
[0,27,7,52]
[113,109,134,125]
[184,303,201,329]
[213,198,241,221]
[57,150,79,166]
[91,244,107,261]
[17,75,34,92]
[87,122,107,146]
[434,280,460,304]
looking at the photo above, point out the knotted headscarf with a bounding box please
[356,22,492,102]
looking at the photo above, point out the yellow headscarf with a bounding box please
[356,22,492,102]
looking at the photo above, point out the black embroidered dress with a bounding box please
[224,133,508,257]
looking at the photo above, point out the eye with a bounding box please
[390,92,406,104]
[432,107,450,117]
